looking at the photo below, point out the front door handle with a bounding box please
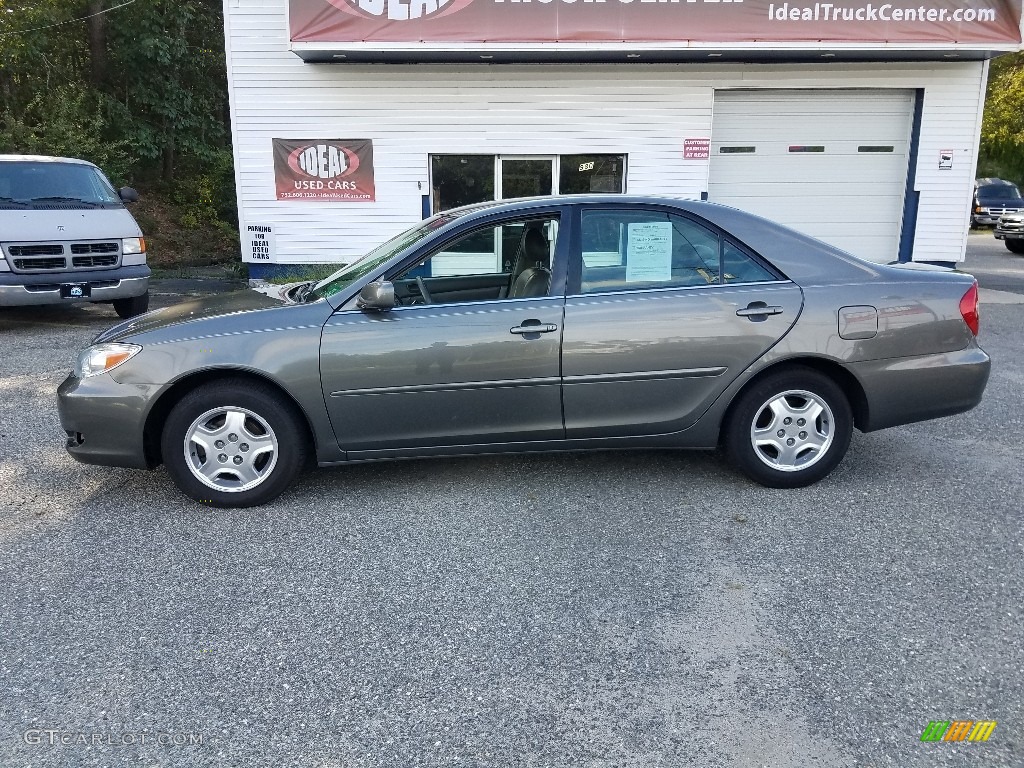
[510,320,558,335]
[736,302,784,320]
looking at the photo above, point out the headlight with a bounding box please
[75,343,142,378]
[122,237,146,254]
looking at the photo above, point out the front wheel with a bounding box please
[1006,240,1024,254]
[161,380,308,507]
[723,367,853,488]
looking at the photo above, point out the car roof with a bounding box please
[976,177,1019,187]
[0,155,99,167]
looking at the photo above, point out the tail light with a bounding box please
[959,281,980,336]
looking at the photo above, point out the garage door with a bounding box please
[708,89,914,264]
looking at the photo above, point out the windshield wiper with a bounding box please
[27,196,101,205]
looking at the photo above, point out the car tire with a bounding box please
[113,290,150,318]
[723,367,853,488]
[160,380,308,507]
[1006,240,1024,254]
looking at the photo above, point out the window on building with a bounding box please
[558,154,626,194]
[430,154,626,214]
[431,155,495,214]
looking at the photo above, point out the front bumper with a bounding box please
[0,265,150,307]
[57,372,158,469]
[994,226,1024,241]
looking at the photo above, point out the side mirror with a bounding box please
[357,280,395,311]
[119,187,139,203]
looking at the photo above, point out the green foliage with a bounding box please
[0,87,134,181]
[980,52,1024,185]
[0,0,237,262]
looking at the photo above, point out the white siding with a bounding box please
[224,0,987,265]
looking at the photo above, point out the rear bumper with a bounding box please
[0,265,150,306]
[57,372,155,469]
[850,345,991,432]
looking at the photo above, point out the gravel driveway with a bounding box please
[0,246,1021,768]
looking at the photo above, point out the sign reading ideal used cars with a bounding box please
[273,139,375,202]
[288,0,1022,47]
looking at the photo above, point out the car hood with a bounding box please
[0,208,141,241]
[93,289,290,344]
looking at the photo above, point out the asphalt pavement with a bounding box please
[0,238,1021,767]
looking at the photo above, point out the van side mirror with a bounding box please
[357,281,395,311]
[119,187,139,203]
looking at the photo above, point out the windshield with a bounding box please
[0,161,121,208]
[307,205,494,301]
[978,184,1021,201]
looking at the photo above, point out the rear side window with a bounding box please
[579,209,775,294]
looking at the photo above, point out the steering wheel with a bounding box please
[415,276,433,304]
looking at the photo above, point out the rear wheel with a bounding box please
[161,380,307,507]
[724,367,853,488]
[1006,240,1024,254]
[113,290,149,318]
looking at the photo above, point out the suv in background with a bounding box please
[0,155,150,317]
[971,177,1023,228]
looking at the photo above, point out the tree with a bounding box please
[980,52,1024,183]
[0,0,229,184]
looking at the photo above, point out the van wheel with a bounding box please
[161,380,307,508]
[724,367,853,488]
[113,291,149,318]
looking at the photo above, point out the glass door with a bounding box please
[498,156,555,200]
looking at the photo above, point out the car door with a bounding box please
[319,212,567,454]
[561,205,803,438]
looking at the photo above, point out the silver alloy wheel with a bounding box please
[749,389,834,473]
[183,406,279,492]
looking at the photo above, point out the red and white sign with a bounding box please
[289,0,1022,47]
[273,138,375,201]
[684,138,711,160]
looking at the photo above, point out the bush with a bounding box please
[0,87,134,183]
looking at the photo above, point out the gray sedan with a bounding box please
[58,196,991,507]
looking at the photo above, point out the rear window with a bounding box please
[0,161,121,208]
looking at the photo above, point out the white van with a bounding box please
[0,155,150,317]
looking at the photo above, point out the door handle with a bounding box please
[510,321,558,335]
[736,302,784,319]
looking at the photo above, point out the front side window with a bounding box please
[579,209,776,294]
[389,215,559,305]
[309,209,477,301]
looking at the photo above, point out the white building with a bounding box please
[223,0,1024,277]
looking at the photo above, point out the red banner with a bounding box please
[273,139,375,202]
[290,0,1022,46]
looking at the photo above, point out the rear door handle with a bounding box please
[736,303,784,319]
[510,320,558,335]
